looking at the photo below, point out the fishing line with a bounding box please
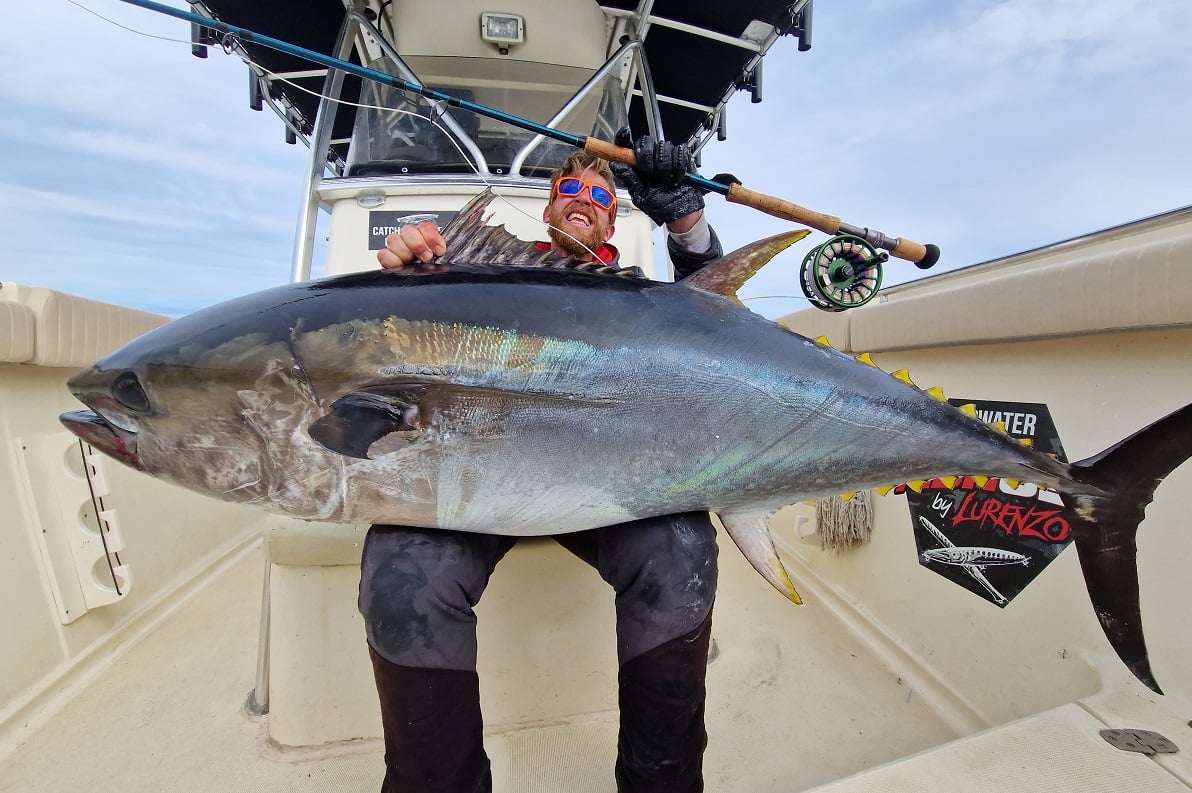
[70,0,802,295]
[741,295,816,304]
[67,0,605,262]
[63,0,193,44]
[256,66,605,261]
[111,0,944,277]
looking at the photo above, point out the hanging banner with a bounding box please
[369,211,459,250]
[901,399,1072,607]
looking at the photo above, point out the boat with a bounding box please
[2,1,1190,790]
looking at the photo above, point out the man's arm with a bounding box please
[666,216,723,280]
[608,132,723,279]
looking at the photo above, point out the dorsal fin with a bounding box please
[439,188,502,243]
[434,189,641,278]
[437,189,552,267]
[683,228,811,297]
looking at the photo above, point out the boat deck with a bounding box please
[4,538,1189,792]
[0,540,961,792]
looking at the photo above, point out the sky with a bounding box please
[2,0,1190,319]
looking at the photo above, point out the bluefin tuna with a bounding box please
[61,191,1192,694]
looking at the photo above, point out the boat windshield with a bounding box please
[346,56,629,178]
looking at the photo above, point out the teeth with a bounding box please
[566,212,591,227]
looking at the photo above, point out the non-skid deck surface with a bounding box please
[807,703,1191,793]
[1,543,961,792]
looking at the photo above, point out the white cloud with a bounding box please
[0,182,209,228]
[925,0,1187,75]
[0,0,311,315]
[36,124,297,186]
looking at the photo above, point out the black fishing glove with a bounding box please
[609,129,706,226]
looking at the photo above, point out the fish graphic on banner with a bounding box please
[369,211,460,250]
[902,400,1072,607]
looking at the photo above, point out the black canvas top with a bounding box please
[194,0,810,167]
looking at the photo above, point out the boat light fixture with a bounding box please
[356,189,386,209]
[480,12,524,55]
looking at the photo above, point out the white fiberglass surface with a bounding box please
[0,538,959,793]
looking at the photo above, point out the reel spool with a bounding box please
[800,234,888,312]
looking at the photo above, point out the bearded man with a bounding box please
[380,134,722,280]
[365,134,725,793]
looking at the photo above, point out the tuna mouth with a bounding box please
[60,409,142,470]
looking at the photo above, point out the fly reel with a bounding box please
[799,234,888,312]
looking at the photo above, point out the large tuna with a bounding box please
[61,191,1192,694]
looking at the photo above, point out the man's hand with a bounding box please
[377,221,449,273]
[608,129,707,228]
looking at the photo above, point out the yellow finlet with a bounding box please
[959,403,977,416]
[776,321,790,330]
[906,479,926,493]
[893,369,915,385]
[993,421,1007,433]
[840,492,856,501]
[815,335,832,348]
[875,485,895,496]
[1020,437,1034,447]
[972,475,989,487]
[1005,478,1021,488]
[939,475,958,488]
[855,352,877,367]
[926,386,946,401]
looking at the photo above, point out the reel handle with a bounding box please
[582,137,941,269]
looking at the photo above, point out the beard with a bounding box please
[546,203,608,257]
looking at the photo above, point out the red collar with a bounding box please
[536,240,619,264]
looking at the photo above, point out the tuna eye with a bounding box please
[112,372,151,412]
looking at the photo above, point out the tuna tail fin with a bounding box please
[1066,402,1192,694]
[684,229,811,297]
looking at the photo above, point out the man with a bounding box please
[364,134,723,793]
[379,134,723,280]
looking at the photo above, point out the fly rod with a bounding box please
[120,0,940,270]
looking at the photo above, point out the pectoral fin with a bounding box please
[718,509,802,604]
[309,385,426,459]
[309,379,619,460]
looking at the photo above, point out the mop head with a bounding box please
[814,490,874,553]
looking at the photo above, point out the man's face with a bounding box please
[543,168,616,257]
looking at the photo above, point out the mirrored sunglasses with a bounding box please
[553,176,617,212]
